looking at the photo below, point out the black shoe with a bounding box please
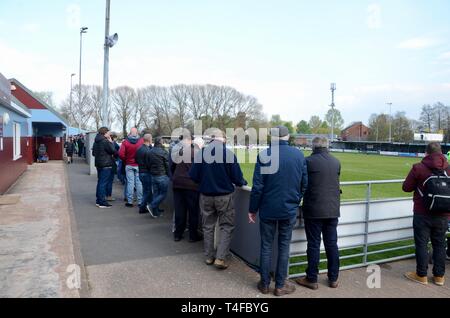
[125,203,134,208]
[147,205,159,219]
[189,235,203,243]
[98,203,112,209]
[139,207,149,214]
[174,236,183,242]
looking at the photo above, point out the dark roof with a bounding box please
[9,78,68,125]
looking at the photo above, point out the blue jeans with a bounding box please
[96,167,112,205]
[126,166,143,205]
[106,167,115,197]
[139,173,153,209]
[413,214,448,277]
[150,175,170,215]
[259,216,297,289]
[304,218,340,283]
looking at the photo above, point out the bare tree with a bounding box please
[420,104,434,132]
[111,86,137,137]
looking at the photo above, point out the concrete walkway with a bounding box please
[0,162,81,298]
[67,158,450,298]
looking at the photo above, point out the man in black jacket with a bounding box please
[148,137,170,217]
[295,137,341,290]
[92,127,116,209]
[135,134,153,215]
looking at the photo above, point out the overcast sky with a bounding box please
[1,0,449,126]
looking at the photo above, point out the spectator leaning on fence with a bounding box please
[402,142,450,286]
[249,125,308,297]
[119,128,144,208]
[189,128,247,270]
[295,137,341,290]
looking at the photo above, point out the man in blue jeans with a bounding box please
[249,126,308,297]
[92,127,116,209]
[296,137,341,290]
[148,137,170,217]
[135,134,153,215]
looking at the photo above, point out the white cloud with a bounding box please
[66,4,81,30]
[367,4,382,30]
[438,51,450,60]
[21,23,40,34]
[0,40,72,105]
[397,37,440,49]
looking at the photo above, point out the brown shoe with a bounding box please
[257,281,270,294]
[329,280,339,288]
[205,258,215,266]
[214,259,229,270]
[274,281,296,296]
[295,277,319,290]
[433,276,445,286]
[404,272,428,285]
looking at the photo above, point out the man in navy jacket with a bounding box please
[249,126,308,297]
[190,128,247,270]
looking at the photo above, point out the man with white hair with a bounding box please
[189,128,247,270]
[249,125,308,296]
[295,137,341,290]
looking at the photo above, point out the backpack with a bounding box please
[419,169,450,213]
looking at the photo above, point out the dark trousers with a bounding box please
[106,168,115,197]
[413,214,448,277]
[304,218,340,283]
[139,173,153,209]
[96,167,112,205]
[173,189,200,240]
[259,216,297,289]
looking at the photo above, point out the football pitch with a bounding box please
[237,150,419,201]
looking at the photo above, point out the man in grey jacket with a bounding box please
[295,137,341,290]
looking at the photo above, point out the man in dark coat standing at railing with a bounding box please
[249,126,308,297]
[402,142,450,286]
[295,136,341,290]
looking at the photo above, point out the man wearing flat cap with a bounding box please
[249,125,308,296]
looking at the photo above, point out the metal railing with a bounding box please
[288,179,418,278]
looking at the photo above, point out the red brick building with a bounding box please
[0,73,32,194]
[341,122,370,142]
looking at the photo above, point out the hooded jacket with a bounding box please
[402,153,450,216]
[92,134,116,168]
[119,136,144,167]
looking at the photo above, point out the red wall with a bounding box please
[36,136,63,160]
[11,83,46,110]
[0,137,30,194]
[341,124,370,141]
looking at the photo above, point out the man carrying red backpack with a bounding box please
[403,142,450,286]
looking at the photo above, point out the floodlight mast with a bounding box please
[330,83,336,142]
[79,27,88,134]
[102,0,118,128]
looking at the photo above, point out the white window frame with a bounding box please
[13,122,22,160]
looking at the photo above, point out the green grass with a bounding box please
[237,150,419,201]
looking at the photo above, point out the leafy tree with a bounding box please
[296,120,311,134]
